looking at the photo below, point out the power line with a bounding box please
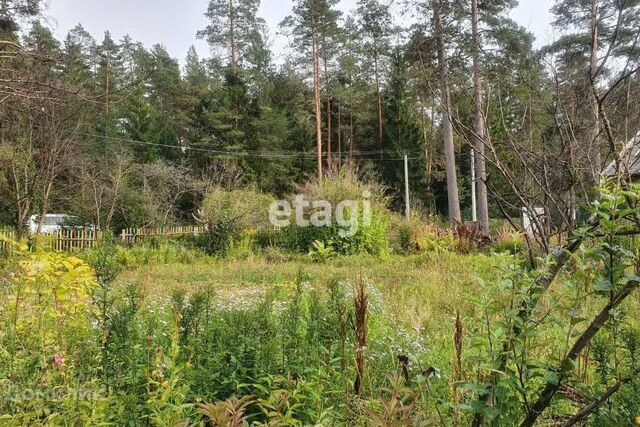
[73,131,426,161]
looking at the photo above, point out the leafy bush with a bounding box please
[307,239,335,263]
[197,186,273,255]
[0,239,100,424]
[279,170,390,255]
[85,240,206,268]
[391,215,458,254]
[226,230,258,260]
[493,225,528,255]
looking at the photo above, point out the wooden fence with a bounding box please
[0,227,100,253]
[120,225,207,244]
[37,228,101,251]
[0,227,100,254]
[0,226,16,254]
[0,225,206,254]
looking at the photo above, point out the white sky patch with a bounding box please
[45,0,554,65]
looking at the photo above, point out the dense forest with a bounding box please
[2,0,638,236]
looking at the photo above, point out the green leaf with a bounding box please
[594,278,613,293]
[559,359,576,373]
[570,317,588,326]
[456,382,489,394]
[544,370,562,385]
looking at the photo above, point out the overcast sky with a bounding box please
[44,0,556,65]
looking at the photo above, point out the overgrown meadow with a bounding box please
[1,178,640,426]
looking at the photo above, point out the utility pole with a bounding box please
[471,149,477,222]
[404,153,411,220]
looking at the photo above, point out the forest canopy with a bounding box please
[0,0,639,238]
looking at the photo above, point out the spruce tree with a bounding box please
[382,50,426,210]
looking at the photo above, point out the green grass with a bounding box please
[118,251,506,332]
[4,243,640,425]
[117,250,640,424]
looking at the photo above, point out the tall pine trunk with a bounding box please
[327,96,332,169]
[472,0,489,233]
[589,0,601,183]
[312,34,323,181]
[433,0,462,223]
[374,49,384,153]
[338,100,342,168]
[229,0,237,71]
[324,53,332,170]
[349,111,354,168]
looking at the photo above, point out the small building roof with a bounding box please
[603,131,640,178]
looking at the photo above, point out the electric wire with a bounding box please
[72,131,426,161]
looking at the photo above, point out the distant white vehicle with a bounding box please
[28,214,94,235]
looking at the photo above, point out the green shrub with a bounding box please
[226,230,258,260]
[308,240,335,263]
[493,226,528,255]
[106,240,206,267]
[390,215,458,254]
[278,169,390,255]
[197,187,273,255]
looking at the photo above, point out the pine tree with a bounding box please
[0,0,41,38]
[94,31,122,138]
[547,0,640,163]
[119,35,147,85]
[432,0,461,223]
[356,0,393,150]
[184,46,209,89]
[334,17,364,168]
[469,0,517,232]
[23,21,60,54]
[541,0,640,222]
[198,0,269,73]
[281,0,342,179]
[62,24,96,88]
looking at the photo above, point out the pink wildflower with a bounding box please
[53,353,64,367]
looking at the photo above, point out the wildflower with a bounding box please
[53,353,64,368]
